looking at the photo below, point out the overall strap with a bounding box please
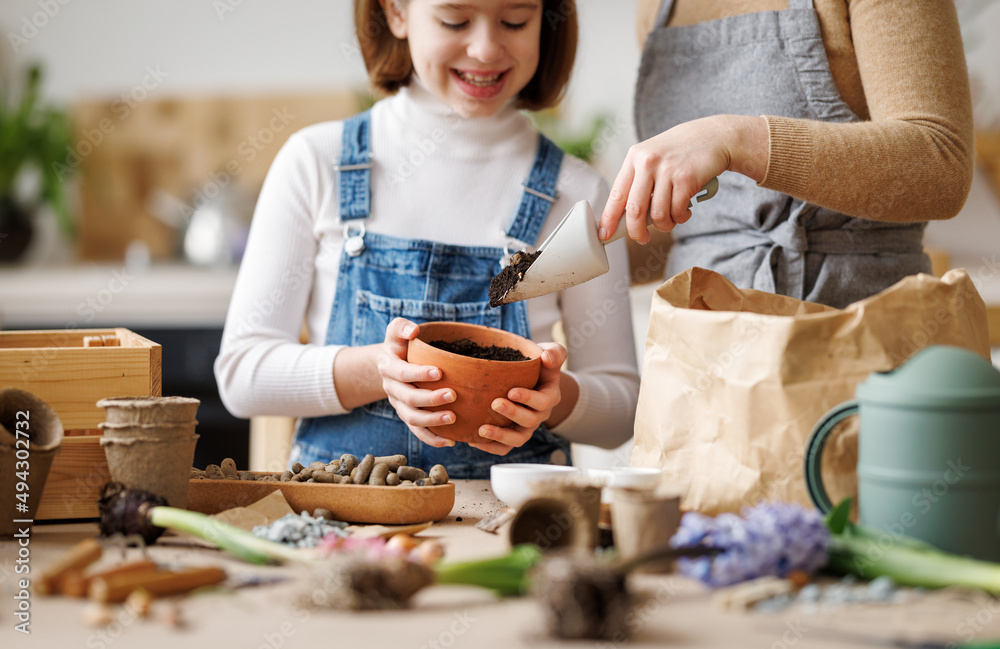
[655,0,676,29]
[787,0,814,9]
[504,134,564,246]
[336,110,374,222]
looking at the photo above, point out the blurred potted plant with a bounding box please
[0,63,74,263]
[529,109,610,164]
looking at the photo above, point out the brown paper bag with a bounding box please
[631,267,991,515]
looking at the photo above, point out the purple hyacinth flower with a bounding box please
[670,502,830,588]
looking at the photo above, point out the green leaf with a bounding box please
[433,544,543,597]
[825,497,852,535]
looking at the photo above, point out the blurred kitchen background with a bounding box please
[1,1,999,471]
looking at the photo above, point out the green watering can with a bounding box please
[804,345,1000,561]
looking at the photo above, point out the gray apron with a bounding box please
[635,0,931,308]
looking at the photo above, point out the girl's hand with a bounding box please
[599,115,768,244]
[470,343,567,456]
[377,317,457,448]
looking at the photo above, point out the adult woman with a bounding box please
[599,0,974,308]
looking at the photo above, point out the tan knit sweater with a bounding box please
[635,0,974,223]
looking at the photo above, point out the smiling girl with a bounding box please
[215,0,640,478]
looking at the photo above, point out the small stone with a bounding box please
[866,576,895,601]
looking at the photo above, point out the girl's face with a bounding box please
[384,0,544,118]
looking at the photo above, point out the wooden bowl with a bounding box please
[187,476,455,524]
[407,322,542,444]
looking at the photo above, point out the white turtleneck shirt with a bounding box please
[214,82,640,449]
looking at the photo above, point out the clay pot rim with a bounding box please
[411,321,542,367]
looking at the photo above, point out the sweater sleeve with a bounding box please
[547,171,641,449]
[761,0,974,223]
[214,130,348,419]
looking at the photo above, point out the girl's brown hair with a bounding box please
[355,0,578,111]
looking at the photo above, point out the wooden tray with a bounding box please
[186,476,456,525]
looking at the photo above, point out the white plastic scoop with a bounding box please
[493,177,720,305]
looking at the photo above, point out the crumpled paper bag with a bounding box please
[631,267,990,515]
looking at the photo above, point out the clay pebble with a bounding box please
[397,466,427,482]
[220,458,238,477]
[368,463,390,486]
[354,454,375,484]
[429,465,449,485]
[374,454,407,472]
[337,454,359,477]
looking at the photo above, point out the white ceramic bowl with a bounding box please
[490,463,580,509]
[585,467,664,503]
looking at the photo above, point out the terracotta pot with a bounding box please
[0,388,64,537]
[407,321,542,444]
[96,396,200,426]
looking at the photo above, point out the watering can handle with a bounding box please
[606,177,720,244]
[803,400,859,514]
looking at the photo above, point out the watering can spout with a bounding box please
[492,177,719,305]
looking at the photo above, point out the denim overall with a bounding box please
[636,0,931,308]
[288,111,572,479]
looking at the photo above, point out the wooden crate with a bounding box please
[0,328,161,519]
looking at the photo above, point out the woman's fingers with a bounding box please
[599,162,636,241]
[623,159,655,245]
[649,177,675,233]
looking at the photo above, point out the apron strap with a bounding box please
[336,110,374,222]
[657,0,813,29]
[504,134,564,246]
[654,0,676,29]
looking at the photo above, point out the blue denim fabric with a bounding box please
[290,111,571,478]
[338,109,373,222]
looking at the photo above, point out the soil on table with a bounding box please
[428,338,530,362]
[489,250,542,307]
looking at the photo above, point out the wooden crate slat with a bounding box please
[34,437,111,520]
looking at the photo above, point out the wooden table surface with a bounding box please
[3,480,1000,648]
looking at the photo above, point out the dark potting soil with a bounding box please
[428,338,530,362]
[488,250,542,308]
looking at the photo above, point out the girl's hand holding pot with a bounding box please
[470,343,567,457]
[377,317,457,449]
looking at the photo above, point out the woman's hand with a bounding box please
[377,317,457,448]
[599,115,768,244]
[470,343,568,456]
